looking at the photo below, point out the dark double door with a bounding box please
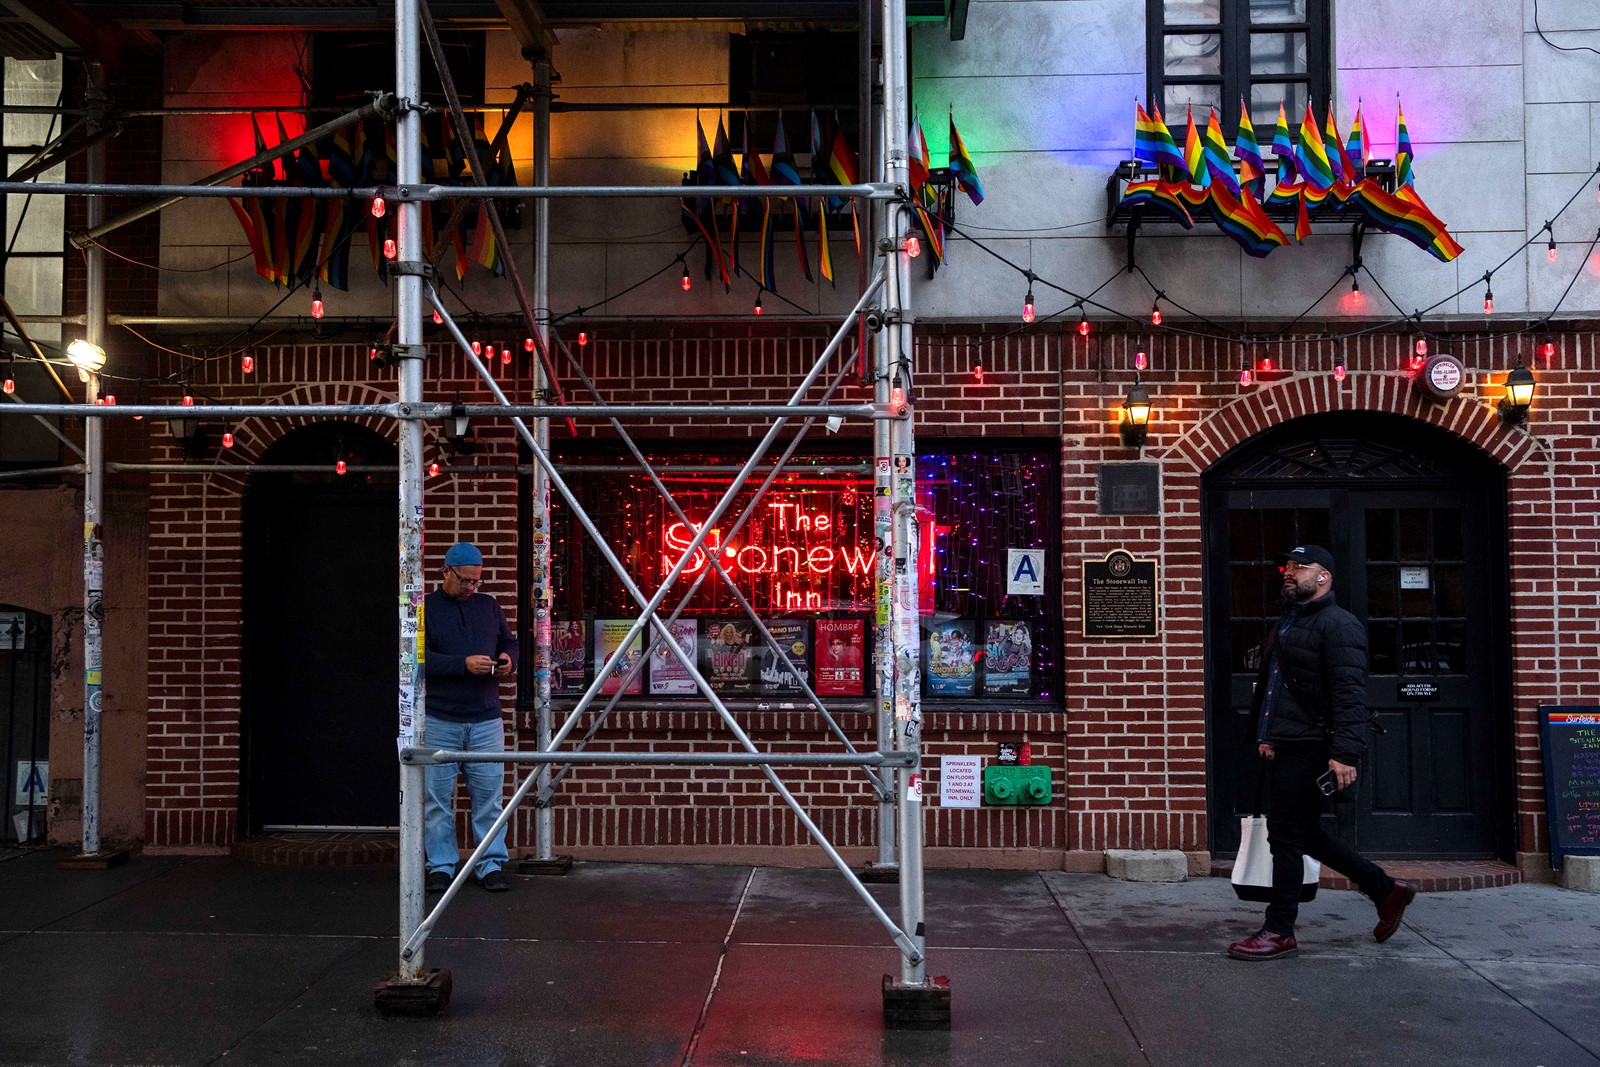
[1205,418,1511,858]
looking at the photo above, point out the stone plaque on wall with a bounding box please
[1082,550,1158,639]
[1098,462,1160,515]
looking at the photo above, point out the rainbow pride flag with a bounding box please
[1294,102,1334,190]
[1184,105,1208,189]
[1135,102,1188,177]
[1235,101,1266,200]
[1203,107,1241,195]
[1270,102,1297,185]
[1396,100,1415,187]
[1118,179,1195,228]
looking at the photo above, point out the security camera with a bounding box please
[863,309,885,333]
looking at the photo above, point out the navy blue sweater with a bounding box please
[424,588,518,722]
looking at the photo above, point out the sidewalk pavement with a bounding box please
[1,847,1596,1067]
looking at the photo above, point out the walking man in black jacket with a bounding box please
[1228,544,1417,961]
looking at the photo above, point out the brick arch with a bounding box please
[197,383,402,496]
[1161,372,1537,475]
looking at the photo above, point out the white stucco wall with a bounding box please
[154,4,1600,326]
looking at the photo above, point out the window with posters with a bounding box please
[530,440,1059,704]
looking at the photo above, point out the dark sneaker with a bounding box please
[1373,879,1418,943]
[425,870,451,893]
[1227,929,1298,961]
[480,869,511,892]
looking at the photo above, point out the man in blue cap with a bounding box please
[423,541,518,892]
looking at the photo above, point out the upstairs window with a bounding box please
[1148,0,1330,135]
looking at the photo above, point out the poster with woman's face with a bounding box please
[700,618,757,693]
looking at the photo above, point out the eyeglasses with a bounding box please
[1280,563,1319,573]
[445,566,484,588]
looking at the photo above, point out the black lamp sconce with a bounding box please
[1120,380,1151,448]
[1497,357,1536,427]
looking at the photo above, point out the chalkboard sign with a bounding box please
[1538,706,1600,870]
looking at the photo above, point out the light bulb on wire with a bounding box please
[383,238,397,260]
[1151,301,1163,326]
[905,233,921,259]
[182,395,194,407]
[681,264,692,291]
[1077,313,1090,337]
[432,309,443,325]
[2,375,12,395]
[428,461,440,477]
[1548,237,1558,263]
[1135,347,1148,371]
[500,346,512,366]
[577,330,588,347]
[335,458,347,476]
[1021,289,1035,324]
[371,196,386,219]
[524,337,535,353]
[1334,362,1347,383]
[222,430,234,448]
[1415,337,1428,357]
[1541,336,1556,360]
[1483,276,1494,314]
[753,292,764,316]
[241,354,255,374]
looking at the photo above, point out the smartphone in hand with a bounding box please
[1316,770,1337,796]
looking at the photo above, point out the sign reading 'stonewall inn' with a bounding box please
[1081,550,1158,639]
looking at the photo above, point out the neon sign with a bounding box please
[662,501,878,610]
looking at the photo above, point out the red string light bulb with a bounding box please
[905,233,921,259]
[335,459,347,476]
[241,354,255,374]
[383,238,397,260]
[1021,289,1035,324]
[222,431,235,448]
[371,196,386,219]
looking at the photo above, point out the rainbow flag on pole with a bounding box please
[1271,101,1297,184]
[1234,100,1266,199]
[1134,102,1188,177]
[1203,107,1241,195]
[948,114,984,205]
[1184,105,1209,189]
[1396,99,1415,187]
[1294,102,1334,190]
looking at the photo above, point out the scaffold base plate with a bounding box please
[56,849,129,871]
[517,855,575,876]
[857,863,900,884]
[373,968,452,1016]
[882,974,951,1030]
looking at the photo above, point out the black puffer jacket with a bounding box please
[1248,592,1370,764]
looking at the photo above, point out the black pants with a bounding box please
[1264,744,1394,936]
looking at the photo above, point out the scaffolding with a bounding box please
[0,0,950,1026]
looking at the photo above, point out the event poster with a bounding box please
[551,620,588,694]
[925,619,977,696]
[649,618,699,695]
[984,620,1034,694]
[815,618,866,696]
[757,619,812,695]
[701,618,758,694]
[595,619,644,695]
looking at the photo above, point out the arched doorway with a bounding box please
[1203,412,1513,859]
[241,423,398,832]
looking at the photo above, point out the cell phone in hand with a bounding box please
[1316,770,1337,796]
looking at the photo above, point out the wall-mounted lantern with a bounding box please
[1120,380,1150,448]
[1498,357,1536,427]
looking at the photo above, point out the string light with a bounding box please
[428,461,441,477]
[890,385,908,413]
[371,196,386,219]
[1334,361,1346,382]
[1415,337,1428,357]
[471,340,482,356]
[383,238,397,260]
[1021,288,1035,324]
[2,375,12,395]
[102,394,115,405]
[1150,299,1163,326]
[681,264,692,291]
[432,309,443,324]
[1134,346,1148,371]
[1239,348,1254,387]
[501,346,512,365]
[222,430,234,448]
[1541,335,1556,360]
[753,292,764,316]
[484,344,496,362]
[1077,312,1090,337]
[182,395,194,406]
[1350,274,1360,294]
[335,458,347,475]
[1483,273,1494,314]
[525,336,535,352]
[1548,236,1558,263]
[578,330,588,347]
[973,362,984,384]
[240,353,255,374]
[905,233,921,259]
[369,346,379,363]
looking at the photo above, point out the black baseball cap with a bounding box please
[1275,544,1335,573]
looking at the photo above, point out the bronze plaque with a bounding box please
[1081,550,1158,639]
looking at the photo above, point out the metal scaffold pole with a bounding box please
[520,57,570,877]
[879,0,950,1029]
[375,0,450,1013]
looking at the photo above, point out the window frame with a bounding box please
[1146,0,1330,137]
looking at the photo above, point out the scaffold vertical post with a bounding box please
[521,56,571,877]
[376,0,450,1014]
[880,0,949,1029]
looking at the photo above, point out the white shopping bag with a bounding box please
[1231,815,1320,902]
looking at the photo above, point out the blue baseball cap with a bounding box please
[443,542,483,567]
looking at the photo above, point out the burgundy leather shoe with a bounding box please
[1227,930,1298,961]
[1373,879,1418,943]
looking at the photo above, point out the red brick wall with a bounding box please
[139,323,1590,872]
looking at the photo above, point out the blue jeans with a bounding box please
[423,716,509,879]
